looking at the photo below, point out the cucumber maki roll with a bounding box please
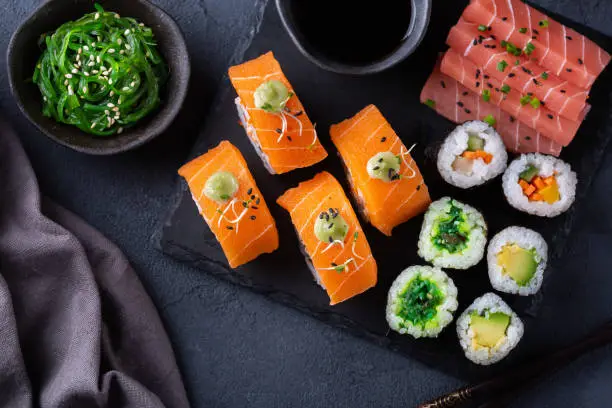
[386,265,458,338]
[418,197,487,269]
[487,226,548,296]
[456,293,524,365]
[502,153,577,217]
[437,121,508,189]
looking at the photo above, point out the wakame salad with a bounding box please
[33,4,168,136]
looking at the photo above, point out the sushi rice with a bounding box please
[418,197,487,269]
[502,153,577,217]
[386,265,458,338]
[456,293,524,365]
[437,121,508,188]
[487,226,548,296]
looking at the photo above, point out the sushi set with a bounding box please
[160,0,612,378]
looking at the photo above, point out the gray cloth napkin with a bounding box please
[0,119,190,408]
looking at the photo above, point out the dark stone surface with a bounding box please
[0,0,610,407]
[160,0,612,382]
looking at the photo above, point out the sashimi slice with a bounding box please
[178,141,280,268]
[330,105,431,236]
[420,64,562,156]
[447,19,589,122]
[463,0,611,90]
[277,172,378,305]
[229,52,328,175]
[441,49,580,146]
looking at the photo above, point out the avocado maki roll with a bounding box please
[437,121,508,189]
[502,153,577,217]
[418,197,488,269]
[386,265,458,338]
[487,226,548,296]
[456,293,524,365]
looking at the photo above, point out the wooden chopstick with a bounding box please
[418,321,612,408]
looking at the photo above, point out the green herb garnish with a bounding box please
[541,72,549,80]
[432,202,469,253]
[482,89,491,102]
[515,59,521,66]
[497,60,509,72]
[425,99,436,108]
[501,84,511,94]
[524,42,536,56]
[520,94,532,105]
[530,97,541,109]
[32,4,167,136]
[478,24,488,32]
[539,20,549,28]
[518,28,527,34]
[483,114,497,127]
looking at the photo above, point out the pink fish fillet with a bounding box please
[440,49,581,146]
[447,19,590,122]
[420,63,563,156]
[462,0,611,90]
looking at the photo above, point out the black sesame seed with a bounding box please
[473,38,478,46]
[533,78,540,85]
[476,69,481,79]
[532,35,537,40]
[440,81,446,88]
[287,135,292,141]
[255,198,260,205]
[457,101,464,107]
[490,34,496,40]
[566,35,573,40]
[547,114,554,119]
[250,215,256,220]
[495,87,500,92]
[490,45,497,49]
[522,67,532,74]
[502,17,508,21]
[226,226,233,230]
[463,91,469,96]
[275,128,282,134]
[484,44,491,48]
[525,136,531,140]
[510,116,516,122]
[487,83,493,88]
[508,73,516,78]
[566,68,573,72]
[560,89,567,94]
[247,188,253,195]
[578,58,584,65]
[416,185,421,191]
[295,111,303,116]
[242,202,248,208]
[476,81,481,87]
[328,237,333,243]
[251,205,259,210]
[527,92,534,97]
[331,262,337,266]
[373,166,380,171]
[319,213,325,219]
[488,26,492,31]
[378,157,383,163]
[328,208,334,214]
[478,38,484,44]
[464,108,472,114]
[484,74,490,79]
[540,101,546,106]
[380,136,387,143]
[328,223,334,229]
[533,29,540,35]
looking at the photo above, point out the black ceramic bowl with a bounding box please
[276,0,432,75]
[7,0,190,155]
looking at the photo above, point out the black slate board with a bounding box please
[159,0,612,380]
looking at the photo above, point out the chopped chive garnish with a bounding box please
[483,114,497,127]
[482,89,491,102]
[515,59,521,66]
[524,42,535,56]
[501,40,508,47]
[478,24,487,32]
[501,84,511,94]
[539,20,549,28]
[497,60,509,72]
[530,97,541,109]
[504,41,522,56]
[541,72,549,80]
[353,232,359,242]
[520,94,532,105]
[425,99,436,108]
[518,28,527,34]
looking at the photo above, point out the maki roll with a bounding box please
[386,265,458,338]
[487,227,548,296]
[418,197,487,269]
[437,121,508,188]
[502,153,577,217]
[457,293,524,365]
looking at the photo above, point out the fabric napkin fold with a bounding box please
[0,119,190,408]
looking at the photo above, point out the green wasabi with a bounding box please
[314,208,348,243]
[204,171,239,203]
[367,151,401,182]
[254,80,292,113]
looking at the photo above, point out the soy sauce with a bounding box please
[290,0,412,65]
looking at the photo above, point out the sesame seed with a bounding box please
[90,55,94,60]
[566,68,573,72]
[88,61,95,67]
[117,39,122,45]
[43,96,47,101]
[71,68,78,74]
[107,103,115,108]
[78,48,82,54]
[139,23,144,27]
[97,56,101,63]
[64,80,69,86]
[125,44,131,50]
[108,79,113,85]
[104,110,110,115]
[94,13,100,20]
[112,107,119,112]
[68,86,74,95]
[83,46,89,51]
[83,87,88,93]
[115,13,120,18]
[76,54,80,61]
[130,81,135,87]
[100,66,107,71]
[65,73,72,78]
[92,70,99,74]
[91,123,96,129]
[91,42,96,47]
[117,98,122,105]
[122,86,130,91]
[547,114,554,119]
[108,49,115,54]
[124,29,130,36]
[84,72,89,76]
[109,91,114,96]
[119,50,125,55]
[117,127,123,134]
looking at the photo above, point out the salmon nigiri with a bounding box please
[229,52,328,175]
[178,141,279,268]
[277,172,377,305]
[330,105,431,236]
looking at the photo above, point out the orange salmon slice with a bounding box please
[228,51,328,175]
[330,105,431,236]
[277,172,378,305]
[178,141,279,268]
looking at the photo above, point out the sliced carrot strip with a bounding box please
[532,177,546,190]
[519,179,530,190]
[530,193,543,201]
[461,150,493,164]
[544,176,556,186]
[524,185,536,196]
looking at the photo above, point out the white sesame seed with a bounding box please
[124,29,130,36]
[71,68,78,74]
[76,54,80,61]
[91,123,96,129]
[100,66,107,71]
[112,107,119,112]
[97,35,101,42]
[107,103,115,108]
[64,79,69,86]
[104,110,109,115]
[78,48,82,54]
[119,50,125,54]
[130,81,135,87]
[65,73,72,78]
[88,61,95,67]
[68,86,74,95]
[43,96,47,101]
[115,13,120,19]
[83,46,89,51]
[139,23,144,27]
[84,72,90,76]
[97,56,101,63]
[108,48,115,54]
[90,55,94,60]
[91,42,96,47]
[117,39,122,45]
[83,87,88,93]
[92,70,99,74]
[109,91,114,96]
[122,86,130,91]
[125,44,131,50]
[94,13,100,20]
[117,98,122,105]
[146,52,151,58]
[108,79,113,85]
[118,127,123,134]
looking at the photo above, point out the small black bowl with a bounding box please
[276,0,432,75]
[7,0,190,155]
